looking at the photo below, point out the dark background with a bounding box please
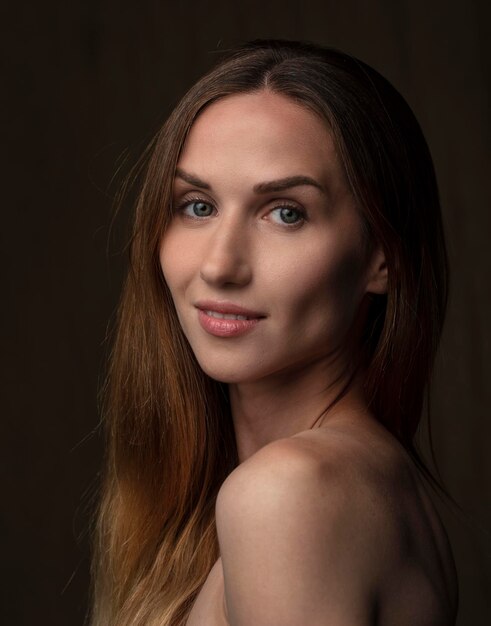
[2,1,490,624]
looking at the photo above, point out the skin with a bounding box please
[160,89,387,463]
[159,90,458,625]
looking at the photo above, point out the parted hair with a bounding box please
[90,39,449,626]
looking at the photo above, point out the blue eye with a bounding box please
[270,205,305,226]
[178,199,215,218]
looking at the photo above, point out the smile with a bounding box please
[205,310,250,320]
[197,309,263,337]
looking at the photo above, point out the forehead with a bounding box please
[177,90,344,188]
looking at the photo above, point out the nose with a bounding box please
[199,215,252,288]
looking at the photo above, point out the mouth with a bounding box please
[202,310,254,321]
[194,300,266,320]
[194,301,266,337]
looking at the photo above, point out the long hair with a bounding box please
[90,39,450,625]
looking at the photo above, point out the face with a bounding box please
[159,90,386,384]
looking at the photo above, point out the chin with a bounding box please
[193,353,269,384]
[198,362,255,384]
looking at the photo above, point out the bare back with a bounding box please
[186,416,458,626]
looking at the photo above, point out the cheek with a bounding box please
[159,229,195,294]
[272,245,366,333]
[324,251,367,306]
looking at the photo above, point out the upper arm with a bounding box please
[216,440,394,626]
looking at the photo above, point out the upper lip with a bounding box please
[195,300,266,318]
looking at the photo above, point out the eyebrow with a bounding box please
[175,167,326,195]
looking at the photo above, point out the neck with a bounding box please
[228,350,369,463]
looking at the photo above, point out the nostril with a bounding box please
[199,254,252,287]
[200,270,252,287]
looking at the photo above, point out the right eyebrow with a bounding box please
[175,168,211,190]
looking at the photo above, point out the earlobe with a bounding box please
[366,247,388,295]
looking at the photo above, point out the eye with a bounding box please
[175,198,216,219]
[269,205,306,227]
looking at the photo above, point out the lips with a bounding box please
[205,310,250,321]
[194,300,266,319]
[194,300,266,337]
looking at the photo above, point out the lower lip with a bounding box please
[197,309,263,337]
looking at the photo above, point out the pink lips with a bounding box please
[195,300,265,337]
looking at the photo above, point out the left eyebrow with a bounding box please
[253,175,326,195]
[175,168,326,195]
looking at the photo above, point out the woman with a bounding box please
[91,39,459,625]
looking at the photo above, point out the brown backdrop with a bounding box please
[2,1,490,624]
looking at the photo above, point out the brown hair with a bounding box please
[90,39,450,625]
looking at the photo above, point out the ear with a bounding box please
[365,246,388,295]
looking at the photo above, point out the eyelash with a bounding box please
[173,195,307,228]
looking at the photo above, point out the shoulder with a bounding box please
[216,434,407,625]
[217,428,409,526]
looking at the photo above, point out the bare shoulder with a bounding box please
[215,433,403,625]
[292,421,459,622]
[216,423,458,625]
[217,422,409,538]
